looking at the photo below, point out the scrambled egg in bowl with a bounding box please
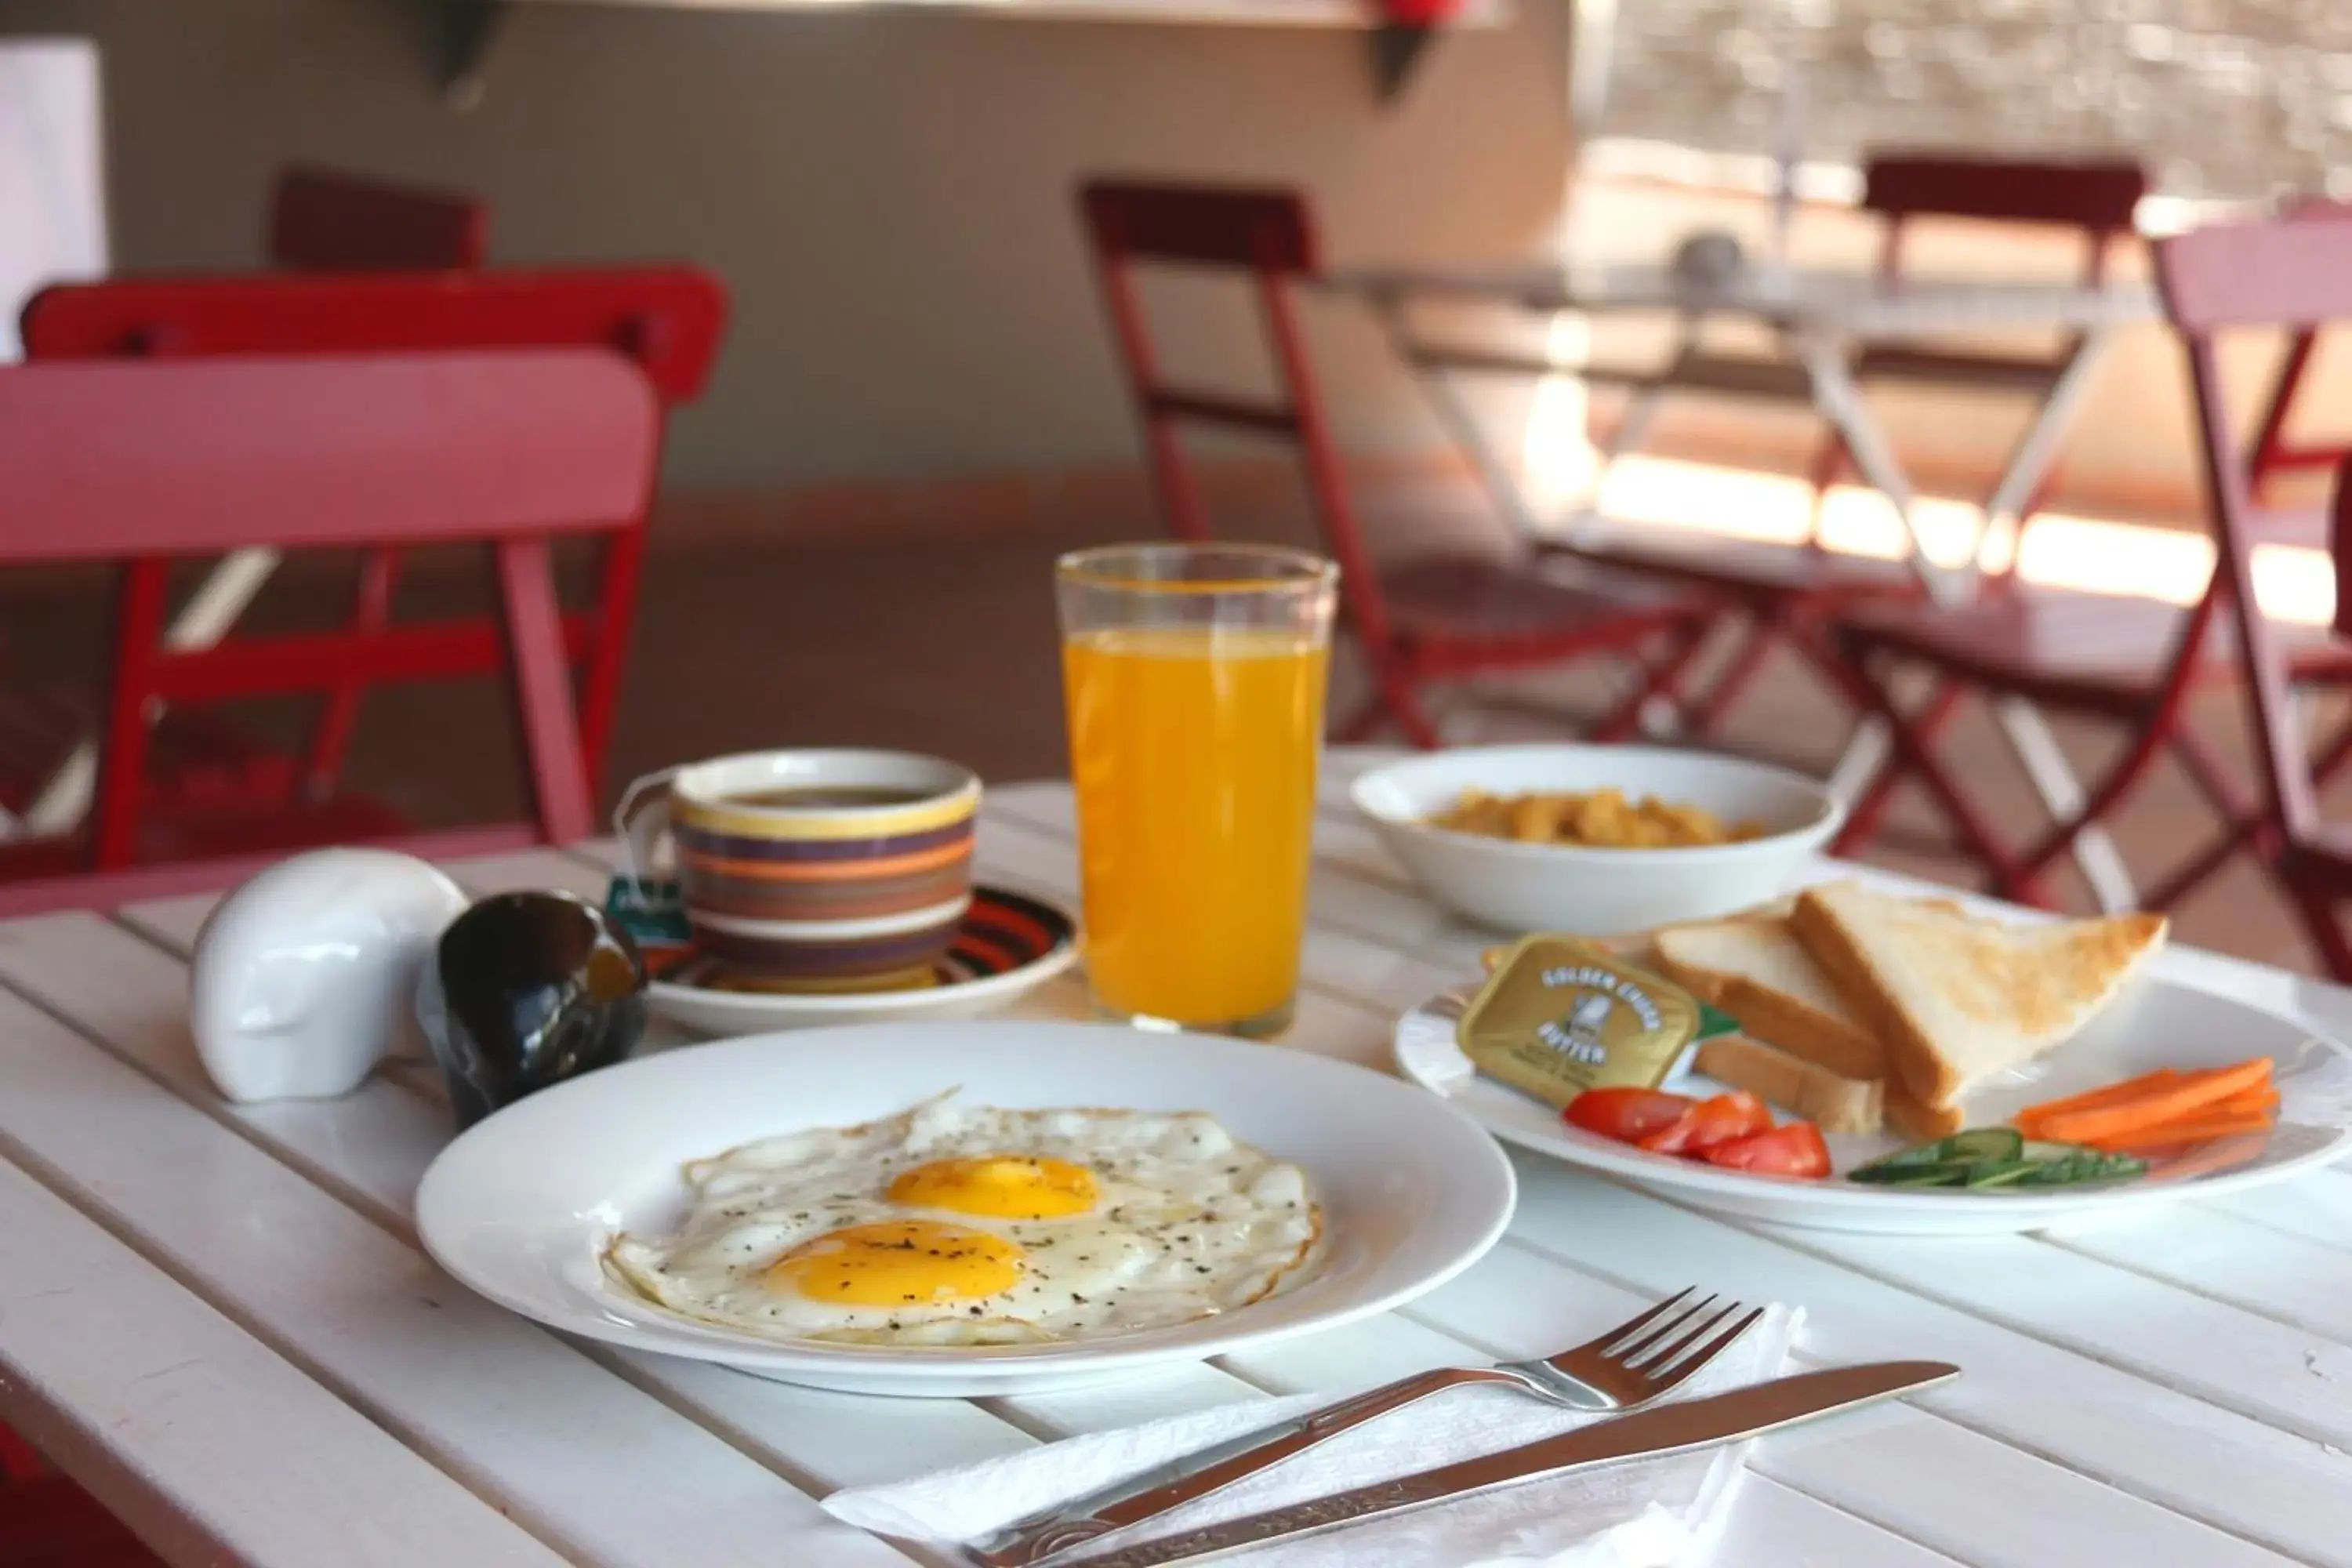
[1428,786,1766,849]
[603,1094,1323,1345]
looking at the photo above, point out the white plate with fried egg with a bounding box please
[415,1020,1516,1395]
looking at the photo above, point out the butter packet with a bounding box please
[1457,935,1738,1109]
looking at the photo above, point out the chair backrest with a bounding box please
[1080,183,1319,274]
[1076,179,1389,648]
[2259,446,2352,851]
[2241,197,2352,499]
[1859,153,2147,285]
[2158,215,2352,843]
[267,165,488,271]
[2336,453,2352,644]
[2161,213,2352,333]
[0,351,660,880]
[21,266,729,406]
[19,265,728,803]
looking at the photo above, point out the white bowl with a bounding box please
[414,1020,1516,1396]
[1350,744,1843,935]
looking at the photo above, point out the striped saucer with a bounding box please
[644,886,1080,1037]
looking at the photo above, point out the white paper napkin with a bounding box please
[824,1305,1801,1567]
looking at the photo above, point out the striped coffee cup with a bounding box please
[619,750,979,982]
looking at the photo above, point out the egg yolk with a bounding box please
[887,1155,1100,1220]
[764,1221,1024,1305]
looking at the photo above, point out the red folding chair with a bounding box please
[12,266,727,837]
[24,267,725,403]
[2241,196,2352,505]
[0,351,661,916]
[1077,179,1719,748]
[0,1472,165,1566]
[2205,354,2352,975]
[2221,452,2352,975]
[0,180,495,843]
[1555,154,2147,740]
[267,165,488,271]
[1829,212,2352,912]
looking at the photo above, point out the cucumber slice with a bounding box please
[1849,1162,1969,1187]
[1962,1159,2040,1189]
[2014,1150,2148,1188]
[1851,1140,1957,1175]
[1940,1128,2025,1163]
[1881,1168,1971,1188]
[1849,1127,2147,1193]
[1852,1127,2020,1178]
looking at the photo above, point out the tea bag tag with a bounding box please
[604,875,691,957]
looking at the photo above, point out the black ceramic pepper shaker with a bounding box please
[416,890,648,1128]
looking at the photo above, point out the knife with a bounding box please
[976,1359,1956,1568]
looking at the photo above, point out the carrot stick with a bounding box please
[2087,1111,2278,1155]
[2035,1058,2274,1145]
[2097,1104,2276,1141]
[2208,1087,2281,1117]
[2018,1069,2184,1131]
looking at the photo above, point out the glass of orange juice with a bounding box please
[1056,543,1337,1037]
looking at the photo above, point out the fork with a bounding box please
[966,1287,1762,1567]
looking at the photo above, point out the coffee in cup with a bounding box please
[618,749,980,984]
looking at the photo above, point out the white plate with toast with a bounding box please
[1394,880,2352,1235]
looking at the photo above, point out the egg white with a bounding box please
[603,1094,1323,1346]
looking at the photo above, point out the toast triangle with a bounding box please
[1789,880,2167,1109]
[1653,917,1885,1081]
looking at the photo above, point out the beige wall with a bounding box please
[5,0,1572,493]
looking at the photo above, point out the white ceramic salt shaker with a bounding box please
[191,848,471,1103]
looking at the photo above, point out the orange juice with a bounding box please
[1063,626,1329,1029]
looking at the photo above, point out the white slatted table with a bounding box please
[1327,260,2161,915]
[2,747,2348,1566]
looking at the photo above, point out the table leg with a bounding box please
[1800,334,1947,803]
[1797,332,2140,912]
[1372,293,1667,728]
[1374,294,1554,543]
[1993,696,2140,912]
[1555,321,1696,546]
[1570,332,1692,735]
[1971,326,2114,571]
[1968,325,2141,913]
[1794,336,1951,599]
[1825,716,1892,800]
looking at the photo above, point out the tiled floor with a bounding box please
[1,481,2336,976]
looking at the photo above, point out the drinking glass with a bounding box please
[1055,543,1337,1037]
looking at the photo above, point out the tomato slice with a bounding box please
[1563,1087,1696,1144]
[1636,1091,1773,1156]
[1702,1121,1832,1179]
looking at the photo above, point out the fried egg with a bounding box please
[603,1094,1322,1345]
